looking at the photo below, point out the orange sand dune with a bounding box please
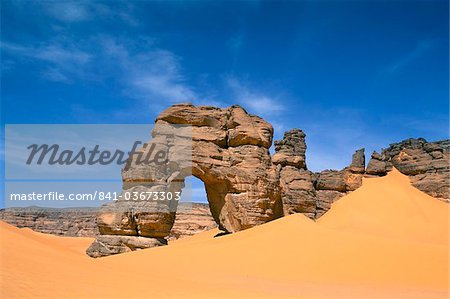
[1,169,448,299]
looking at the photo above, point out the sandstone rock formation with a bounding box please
[85,103,449,257]
[275,129,366,218]
[273,129,307,169]
[86,104,284,257]
[365,138,449,200]
[168,203,217,240]
[0,203,217,241]
[313,149,366,217]
[0,207,99,237]
[157,104,283,233]
[274,129,316,217]
[87,235,167,258]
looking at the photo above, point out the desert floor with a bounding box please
[1,168,448,299]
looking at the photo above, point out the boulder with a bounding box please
[273,129,307,169]
[86,235,167,258]
[348,148,365,174]
[315,170,347,192]
[365,151,387,176]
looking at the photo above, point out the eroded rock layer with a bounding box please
[168,203,218,240]
[86,104,284,257]
[0,207,99,237]
[85,104,448,257]
[0,203,217,241]
[365,138,449,200]
[275,129,366,218]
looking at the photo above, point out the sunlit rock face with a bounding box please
[365,138,449,200]
[86,103,449,257]
[0,203,217,242]
[274,129,366,218]
[87,104,283,257]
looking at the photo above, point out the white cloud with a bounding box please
[34,44,91,65]
[2,36,197,103]
[41,1,138,25]
[41,67,71,83]
[1,41,92,83]
[45,2,91,22]
[386,40,433,74]
[227,31,244,70]
[132,75,196,102]
[1,41,92,67]
[226,77,285,115]
[97,37,197,103]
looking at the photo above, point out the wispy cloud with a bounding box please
[386,40,434,73]
[98,36,197,103]
[44,2,91,22]
[1,41,92,83]
[34,44,91,65]
[226,77,285,115]
[2,36,197,103]
[227,31,244,70]
[41,1,138,25]
[41,67,71,83]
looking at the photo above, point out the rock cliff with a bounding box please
[275,129,366,218]
[0,203,217,243]
[365,138,449,200]
[0,207,99,237]
[87,104,284,257]
[29,103,444,258]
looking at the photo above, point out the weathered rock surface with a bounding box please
[275,129,315,217]
[275,129,365,218]
[315,190,345,218]
[348,148,366,174]
[0,203,217,241]
[87,104,284,257]
[315,170,347,192]
[365,138,449,200]
[365,151,387,176]
[278,165,316,217]
[161,104,283,233]
[168,203,218,240]
[273,129,307,169]
[0,207,99,237]
[84,104,449,257]
[96,200,177,238]
[86,235,167,258]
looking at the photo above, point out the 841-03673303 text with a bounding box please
[8,191,182,202]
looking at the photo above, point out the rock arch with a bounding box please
[86,103,450,257]
[87,104,284,257]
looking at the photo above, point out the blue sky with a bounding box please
[1,0,448,204]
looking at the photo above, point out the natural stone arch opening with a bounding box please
[86,104,284,257]
[152,103,284,233]
[189,170,228,231]
[168,176,217,240]
[180,176,208,204]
